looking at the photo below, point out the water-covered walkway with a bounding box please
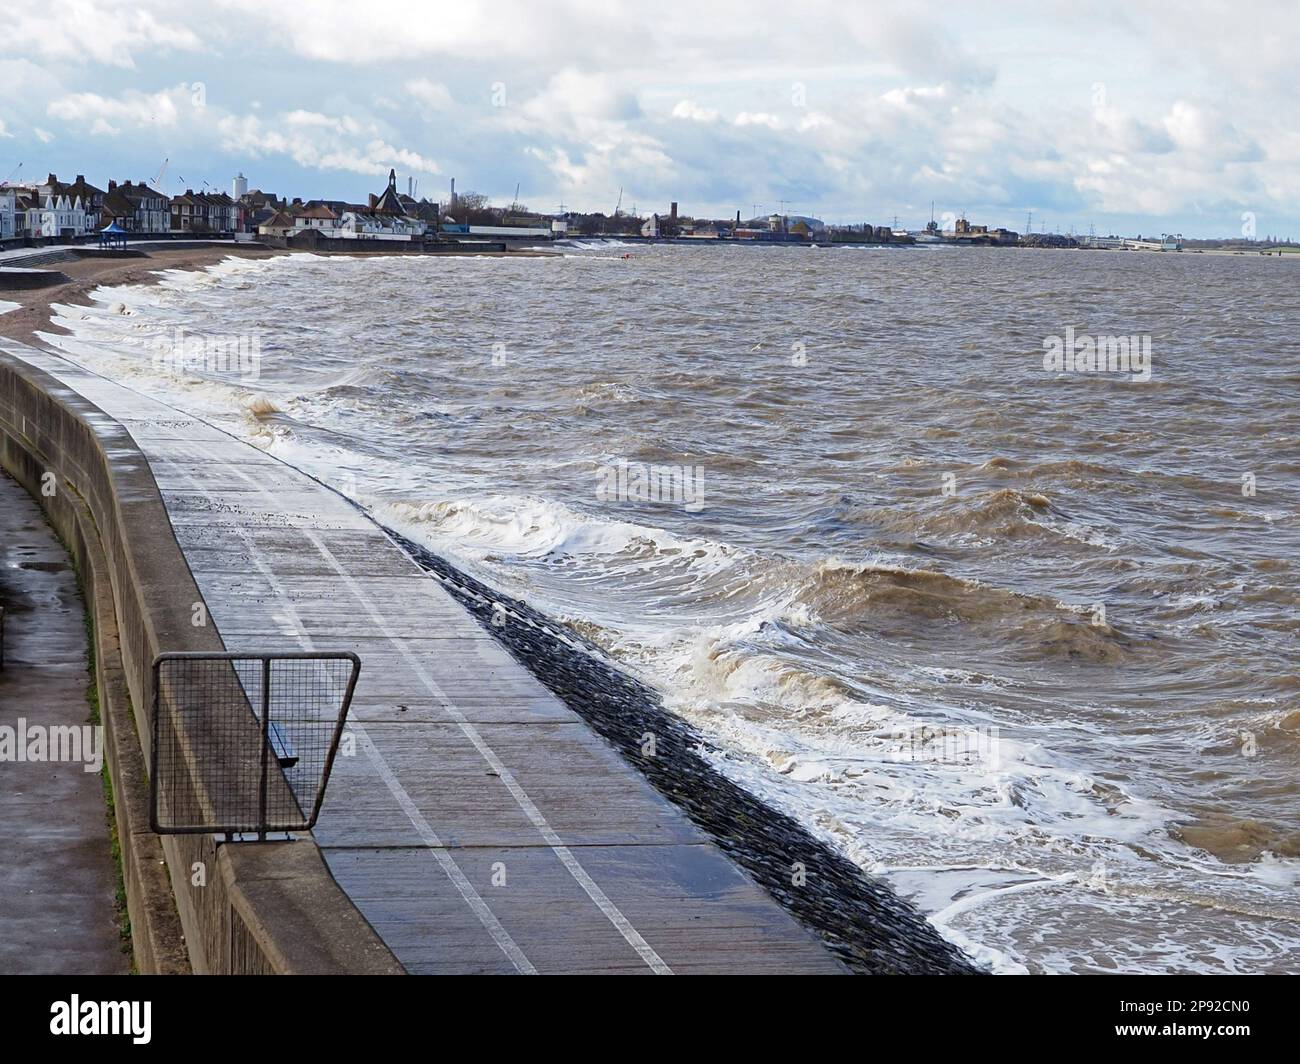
[0,470,127,974]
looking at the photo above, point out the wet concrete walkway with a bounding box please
[0,470,127,973]
[2,339,845,974]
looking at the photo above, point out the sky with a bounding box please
[2,0,1296,239]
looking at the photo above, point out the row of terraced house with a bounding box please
[0,172,247,241]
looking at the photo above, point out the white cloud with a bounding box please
[1162,101,1259,163]
[734,112,782,130]
[218,0,630,64]
[46,80,441,182]
[405,79,454,112]
[796,112,833,133]
[524,146,585,187]
[47,85,192,131]
[881,84,950,110]
[217,111,439,178]
[502,69,670,201]
[9,2,203,67]
[520,69,642,131]
[672,100,719,123]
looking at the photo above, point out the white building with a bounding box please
[293,204,341,229]
[0,189,16,240]
[232,172,248,199]
[337,210,425,239]
[465,224,551,239]
[27,192,87,238]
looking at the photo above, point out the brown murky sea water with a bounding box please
[47,243,1300,972]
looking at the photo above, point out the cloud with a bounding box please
[840,8,994,91]
[881,85,950,109]
[520,69,642,132]
[9,2,203,67]
[796,112,833,133]
[524,146,584,187]
[1090,105,1173,154]
[1162,101,1260,163]
[218,0,632,64]
[672,100,719,123]
[47,85,193,131]
[217,111,439,178]
[501,69,670,200]
[5,1,1299,234]
[405,79,454,112]
[734,112,782,130]
[46,80,441,182]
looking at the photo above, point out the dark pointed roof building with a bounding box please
[372,169,407,215]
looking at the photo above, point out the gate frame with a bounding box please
[150,650,361,838]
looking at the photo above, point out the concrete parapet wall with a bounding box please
[0,350,403,975]
[0,269,73,290]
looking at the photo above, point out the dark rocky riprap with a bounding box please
[388,528,982,975]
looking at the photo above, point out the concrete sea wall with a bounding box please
[0,269,73,291]
[0,351,402,974]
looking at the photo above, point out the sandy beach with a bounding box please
[0,246,283,346]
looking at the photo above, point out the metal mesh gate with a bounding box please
[150,652,360,837]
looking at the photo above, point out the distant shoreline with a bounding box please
[3,236,1292,349]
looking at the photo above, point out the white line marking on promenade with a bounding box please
[188,429,670,973]
[218,459,669,972]
[349,725,537,975]
[299,527,673,976]
[0,345,532,971]
[137,419,537,975]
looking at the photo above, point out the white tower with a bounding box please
[232,172,248,199]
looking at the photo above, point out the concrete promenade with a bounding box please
[0,337,845,974]
[0,469,127,973]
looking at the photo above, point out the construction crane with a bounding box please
[3,161,22,185]
[613,186,623,217]
[510,182,521,213]
[150,158,169,193]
